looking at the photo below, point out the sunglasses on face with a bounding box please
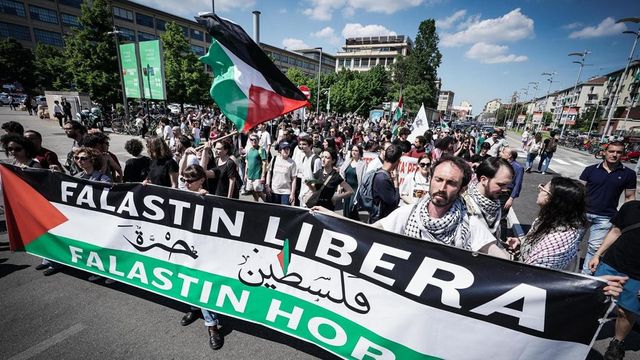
[538,184,551,195]
[74,156,91,162]
[7,146,23,152]
[181,177,203,184]
[419,162,431,168]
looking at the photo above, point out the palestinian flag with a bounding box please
[393,95,403,123]
[197,14,310,132]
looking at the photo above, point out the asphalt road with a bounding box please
[0,107,638,359]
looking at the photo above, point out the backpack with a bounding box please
[352,169,383,215]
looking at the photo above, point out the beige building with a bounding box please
[483,98,501,114]
[262,46,335,78]
[437,90,454,113]
[335,35,412,72]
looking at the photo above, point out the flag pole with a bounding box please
[194,130,238,150]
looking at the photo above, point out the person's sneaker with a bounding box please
[43,268,60,276]
[207,325,224,350]
[104,278,116,285]
[541,172,546,175]
[35,264,49,271]
[604,338,625,360]
[88,275,102,282]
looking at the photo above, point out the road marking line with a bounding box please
[7,323,85,360]
[553,158,570,165]
[570,160,587,167]
[507,208,524,237]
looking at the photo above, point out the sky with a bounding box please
[137,0,640,114]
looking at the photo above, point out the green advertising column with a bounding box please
[139,40,167,101]
[119,43,142,99]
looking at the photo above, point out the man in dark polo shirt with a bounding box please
[588,200,640,360]
[579,141,636,275]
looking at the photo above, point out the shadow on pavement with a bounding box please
[0,262,30,278]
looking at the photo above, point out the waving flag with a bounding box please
[393,95,403,123]
[197,14,310,132]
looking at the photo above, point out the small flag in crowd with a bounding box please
[197,14,310,132]
[277,238,290,275]
[393,95,403,123]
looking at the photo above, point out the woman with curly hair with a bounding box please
[1,134,41,168]
[123,138,151,183]
[145,136,178,188]
[507,177,587,270]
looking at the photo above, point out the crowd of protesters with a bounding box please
[0,110,637,357]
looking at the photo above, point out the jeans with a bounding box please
[270,193,290,205]
[581,213,613,275]
[538,152,553,173]
[525,153,537,169]
[201,309,219,326]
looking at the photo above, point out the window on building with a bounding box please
[137,31,156,42]
[155,18,166,31]
[29,5,58,24]
[0,21,31,41]
[180,25,188,37]
[136,13,154,28]
[59,0,82,8]
[113,6,133,22]
[1,0,25,17]
[361,58,369,67]
[191,44,205,56]
[119,27,135,42]
[61,13,80,27]
[33,28,64,46]
[353,58,360,67]
[190,28,203,41]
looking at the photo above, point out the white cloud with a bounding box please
[465,42,528,64]
[562,22,582,30]
[456,13,481,30]
[303,0,425,21]
[436,10,466,30]
[311,27,341,46]
[440,8,534,47]
[342,23,396,38]
[569,17,627,39]
[282,38,310,50]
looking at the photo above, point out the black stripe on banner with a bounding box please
[8,166,610,346]
[196,14,307,102]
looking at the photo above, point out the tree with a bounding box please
[0,38,35,92]
[577,106,603,132]
[285,68,311,87]
[161,22,210,110]
[33,44,68,92]
[63,0,120,108]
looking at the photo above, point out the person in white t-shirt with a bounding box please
[266,142,297,205]
[258,123,272,156]
[375,154,507,257]
[296,136,322,207]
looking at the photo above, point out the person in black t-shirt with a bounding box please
[392,127,411,153]
[144,137,178,188]
[123,138,151,183]
[589,200,640,360]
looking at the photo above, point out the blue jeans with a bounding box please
[581,213,613,274]
[201,309,219,326]
[270,193,290,205]
[538,152,553,172]
[525,153,537,169]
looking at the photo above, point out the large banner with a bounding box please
[139,40,167,101]
[1,165,612,359]
[119,43,142,99]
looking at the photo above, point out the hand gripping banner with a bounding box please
[0,164,612,360]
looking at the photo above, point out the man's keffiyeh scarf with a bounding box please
[467,184,501,229]
[404,195,472,250]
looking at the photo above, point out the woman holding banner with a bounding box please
[339,144,365,219]
[400,154,431,205]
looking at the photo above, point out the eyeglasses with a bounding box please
[74,156,90,162]
[250,138,258,142]
[181,177,203,184]
[419,162,431,168]
[7,146,23,152]
[538,184,551,195]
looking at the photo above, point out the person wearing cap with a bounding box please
[245,133,268,201]
[266,142,297,205]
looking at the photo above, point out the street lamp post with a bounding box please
[602,17,640,141]
[560,50,590,138]
[315,47,322,115]
[526,81,539,129]
[540,72,556,132]
[107,27,130,122]
[323,88,331,114]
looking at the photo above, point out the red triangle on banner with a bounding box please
[0,165,68,251]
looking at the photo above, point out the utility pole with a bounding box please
[560,50,590,138]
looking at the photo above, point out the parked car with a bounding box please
[34,96,47,107]
[0,93,10,105]
[622,150,639,163]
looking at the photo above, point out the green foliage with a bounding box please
[161,22,210,108]
[0,38,35,91]
[576,106,603,131]
[33,44,68,92]
[63,0,120,107]
[285,68,312,87]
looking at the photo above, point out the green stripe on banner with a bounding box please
[27,233,439,360]
[200,40,249,131]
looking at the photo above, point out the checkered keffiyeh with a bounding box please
[520,218,582,270]
[404,196,472,250]
[467,185,501,228]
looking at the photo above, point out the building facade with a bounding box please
[334,35,412,72]
[437,90,454,113]
[483,98,501,114]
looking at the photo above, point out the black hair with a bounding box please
[83,132,110,148]
[323,148,338,164]
[529,177,586,240]
[434,136,455,151]
[125,138,144,156]
[65,120,87,134]
[415,135,426,146]
[24,129,42,140]
[1,121,24,136]
[432,153,473,188]
[475,157,514,180]
[351,144,364,158]
[384,144,403,163]
[1,134,36,158]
